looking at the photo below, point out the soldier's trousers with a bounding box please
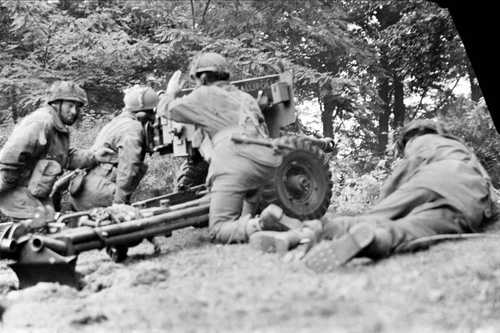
[209,189,258,243]
[69,164,116,211]
[207,133,279,244]
[324,187,485,259]
[0,186,53,220]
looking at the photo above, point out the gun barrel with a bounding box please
[132,185,207,208]
[73,213,208,252]
[57,203,209,246]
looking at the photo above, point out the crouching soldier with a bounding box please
[158,52,296,244]
[251,119,496,272]
[0,81,113,224]
[69,86,158,210]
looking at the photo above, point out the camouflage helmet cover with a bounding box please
[396,119,447,154]
[123,85,159,113]
[47,81,88,106]
[189,52,230,79]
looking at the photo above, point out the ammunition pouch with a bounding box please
[28,159,62,199]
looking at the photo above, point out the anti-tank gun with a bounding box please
[0,72,334,289]
[145,72,334,221]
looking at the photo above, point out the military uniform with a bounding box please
[0,106,97,219]
[330,133,492,252]
[69,111,148,210]
[160,80,282,243]
[302,128,495,271]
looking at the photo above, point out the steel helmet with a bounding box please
[47,81,88,106]
[189,52,230,80]
[396,119,447,154]
[123,85,159,113]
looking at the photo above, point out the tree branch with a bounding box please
[190,0,196,29]
[200,0,211,26]
[431,77,461,116]
[409,87,429,121]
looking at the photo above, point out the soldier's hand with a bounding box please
[166,70,185,96]
[93,146,116,163]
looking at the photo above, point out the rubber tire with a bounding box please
[262,136,333,220]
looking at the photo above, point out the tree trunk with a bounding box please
[468,64,482,102]
[377,77,391,155]
[392,75,405,128]
[321,95,335,138]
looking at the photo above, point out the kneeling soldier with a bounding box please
[0,81,112,224]
[69,86,158,210]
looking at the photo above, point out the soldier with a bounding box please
[157,52,295,243]
[69,85,158,210]
[0,81,113,224]
[251,119,496,272]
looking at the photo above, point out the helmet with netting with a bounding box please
[189,52,230,80]
[395,119,448,155]
[47,81,88,106]
[123,85,159,113]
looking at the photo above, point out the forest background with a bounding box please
[0,0,499,201]
[2,1,500,332]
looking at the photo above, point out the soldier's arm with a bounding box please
[0,121,47,190]
[158,89,211,126]
[113,127,146,204]
[67,148,97,170]
[379,156,425,199]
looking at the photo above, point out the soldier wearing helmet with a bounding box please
[69,85,159,210]
[157,52,291,244]
[251,118,496,272]
[0,81,113,224]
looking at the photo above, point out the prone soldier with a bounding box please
[251,119,497,271]
[69,86,158,210]
[0,81,113,225]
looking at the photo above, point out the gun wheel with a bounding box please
[270,136,333,220]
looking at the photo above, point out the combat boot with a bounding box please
[321,215,359,240]
[258,204,303,231]
[304,223,375,273]
[249,219,323,254]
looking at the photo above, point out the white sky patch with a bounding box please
[404,77,471,107]
[297,77,472,135]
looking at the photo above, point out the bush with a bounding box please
[442,97,500,187]
[329,157,390,215]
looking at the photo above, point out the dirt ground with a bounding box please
[1,223,500,333]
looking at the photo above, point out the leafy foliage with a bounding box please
[0,0,493,180]
[442,98,500,186]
